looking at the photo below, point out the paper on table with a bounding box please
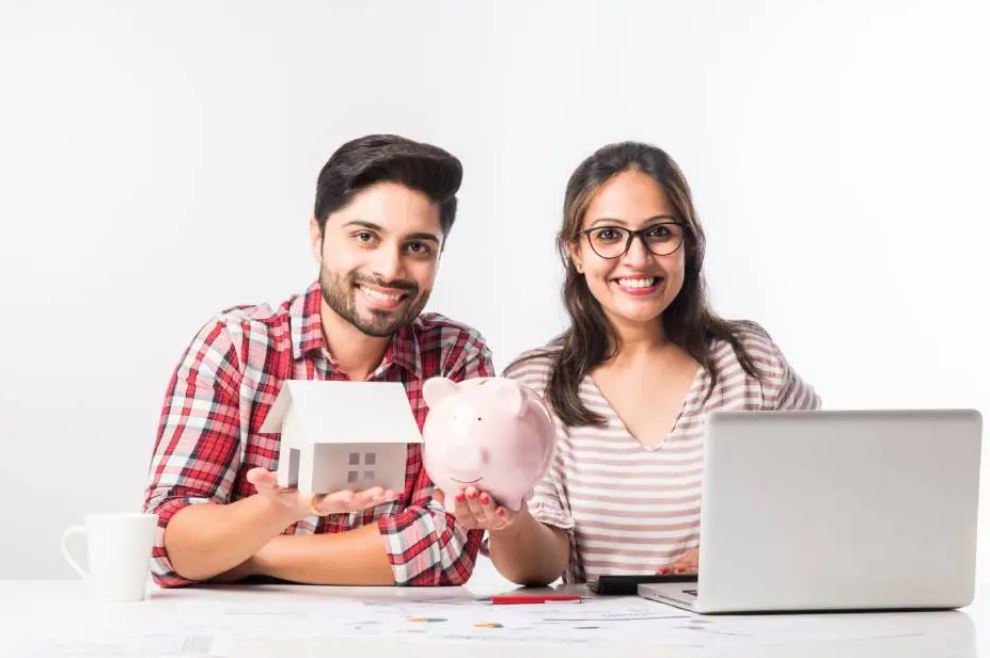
[6,589,976,657]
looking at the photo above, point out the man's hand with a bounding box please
[436,485,527,532]
[246,467,397,520]
[658,548,699,575]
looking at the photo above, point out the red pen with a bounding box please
[490,594,583,605]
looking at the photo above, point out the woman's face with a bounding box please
[569,169,687,331]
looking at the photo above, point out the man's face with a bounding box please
[311,181,443,337]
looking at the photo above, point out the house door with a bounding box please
[285,447,300,487]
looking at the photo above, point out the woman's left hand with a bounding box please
[657,548,698,575]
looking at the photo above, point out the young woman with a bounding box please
[450,141,820,585]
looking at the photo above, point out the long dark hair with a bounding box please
[514,141,764,427]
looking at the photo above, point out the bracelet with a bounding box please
[309,494,324,517]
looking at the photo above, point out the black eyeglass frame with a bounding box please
[579,221,687,259]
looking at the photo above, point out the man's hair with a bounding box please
[314,134,463,238]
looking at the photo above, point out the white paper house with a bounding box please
[260,380,422,494]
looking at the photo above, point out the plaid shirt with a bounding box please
[143,282,493,587]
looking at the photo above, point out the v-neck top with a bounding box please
[587,363,706,452]
[504,325,820,584]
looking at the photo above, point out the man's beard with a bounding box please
[319,263,430,338]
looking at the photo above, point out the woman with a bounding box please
[451,141,820,585]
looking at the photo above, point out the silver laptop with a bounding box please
[638,409,982,614]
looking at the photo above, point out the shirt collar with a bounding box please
[290,281,326,361]
[291,280,422,379]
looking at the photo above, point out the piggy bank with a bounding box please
[422,377,555,512]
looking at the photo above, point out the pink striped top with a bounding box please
[504,325,820,583]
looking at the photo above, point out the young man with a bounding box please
[143,135,493,587]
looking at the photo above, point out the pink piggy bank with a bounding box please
[422,377,555,512]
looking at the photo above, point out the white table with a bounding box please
[0,579,985,657]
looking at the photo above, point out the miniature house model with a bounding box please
[260,380,422,494]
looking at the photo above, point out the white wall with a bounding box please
[1,0,987,581]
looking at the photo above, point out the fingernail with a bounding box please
[467,490,477,499]
[497,509,506,517]
[479,494,490,505]
[659,567,670,574]
[455,492,466,502]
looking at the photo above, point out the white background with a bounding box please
[1,0,987,582]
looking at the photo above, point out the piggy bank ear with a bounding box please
[490,379,525,417]
[423,377,459,408]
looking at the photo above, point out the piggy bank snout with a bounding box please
[446,444,489,472]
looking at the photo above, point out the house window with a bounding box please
[347,451,377,484]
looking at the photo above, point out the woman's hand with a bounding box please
[658,548,699,575]
[436,485,527,532]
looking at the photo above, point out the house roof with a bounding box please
[259,380,422,444]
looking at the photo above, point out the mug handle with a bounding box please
[61,525,88,580]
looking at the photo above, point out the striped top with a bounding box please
[504,325,820,583]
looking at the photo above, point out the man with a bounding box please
[143,134,493,587]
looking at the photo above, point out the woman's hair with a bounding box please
[512,141,764,427]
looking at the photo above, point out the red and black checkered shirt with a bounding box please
[143,281,493,587]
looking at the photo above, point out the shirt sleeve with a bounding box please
[754,332,821,411]
[142,319,245,587]
[377,330,494,585]
[503,356,575,531]
[526,455,575,530]
[775,358,821,410]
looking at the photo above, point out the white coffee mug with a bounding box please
[61,512,158,602]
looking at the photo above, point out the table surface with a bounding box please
[0,577,986,657]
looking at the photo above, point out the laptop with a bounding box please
[638,409,982,614]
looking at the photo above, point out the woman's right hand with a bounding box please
[438,485,528,532]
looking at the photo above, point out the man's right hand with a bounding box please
[246,467,397,520]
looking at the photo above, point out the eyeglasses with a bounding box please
[580,222,686,259]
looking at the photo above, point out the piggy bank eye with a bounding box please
[477,416,482,421]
